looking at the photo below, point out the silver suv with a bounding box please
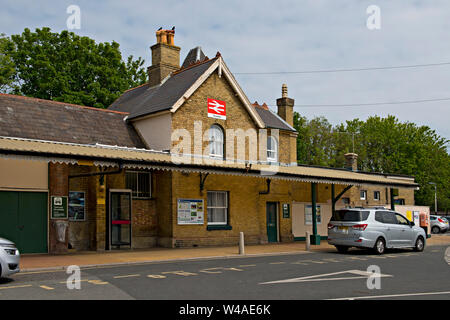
[328,208,426,254]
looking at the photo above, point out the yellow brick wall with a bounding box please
[342,185,415,207]
[171,72,294,165]
[166,170,346,248]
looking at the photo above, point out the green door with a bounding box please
[266,202,278,243]
[0,191,48,253]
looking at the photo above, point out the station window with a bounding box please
[360,190,367,200]
[207,191,228,225]
[125,171,151,199]
[374,191,381,201]
[267,136,278,163]
[209,125,224,159]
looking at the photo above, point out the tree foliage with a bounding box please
[0,33,16,92]
[294,113,450,211]
[0,27,147,108]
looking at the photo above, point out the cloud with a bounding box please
[1,0,449,142]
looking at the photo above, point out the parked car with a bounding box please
[0,237,20,278]
[328,208,426,254]
[430,215,449,234]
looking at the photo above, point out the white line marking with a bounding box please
[260,269,392,285]
[331,291,450,300]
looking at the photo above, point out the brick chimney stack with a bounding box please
[344,153,358,171]
[276,84,294,127]
[148,28,180,87]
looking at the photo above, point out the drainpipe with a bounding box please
[259,179,271,195]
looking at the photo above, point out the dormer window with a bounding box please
[209,124,224,159]
[267,136,278,163]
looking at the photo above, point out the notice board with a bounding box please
[177,198,205,225]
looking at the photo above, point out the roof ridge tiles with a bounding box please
[172,56,217,76]
[0,93,130,115]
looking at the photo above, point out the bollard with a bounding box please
[305,231,311,251]
[239,232,245,255]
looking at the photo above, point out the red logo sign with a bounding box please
[207,98,226,120]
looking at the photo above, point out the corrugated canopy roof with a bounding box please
[0,136,418,189]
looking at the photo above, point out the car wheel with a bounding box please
[374,238,385,255]
[335,245,349,253]
[414,237,425,252]
[432,226,440,234]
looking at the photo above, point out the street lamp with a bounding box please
[429,182,437,214]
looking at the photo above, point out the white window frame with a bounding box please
[207,191,228,225]
[267,136,278,163]
[125,171,152,199]
[360,190,367,200]
[374,191,380,201]
[209,124,224,159]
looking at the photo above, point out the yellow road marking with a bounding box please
[0,284,32,290]
[147,274,166,279]
[162,271,198,276]
[322,258,341,263]
[303,260,327,264]
[269,262,286,265]
[59,279,89,284]
[239,264,256,267]
[347,257,368,261]
[88,280,109,285]
[39,285,54,290]
[113,274,140,279]
[199,268,223,274]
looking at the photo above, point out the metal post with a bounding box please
[434,185,438,214]
[305,231,311,251]
[331,184,335,216]
[239,232,245,255]
[311,182,320,245]
[390,188,395,211]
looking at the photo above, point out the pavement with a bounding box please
[19,233,450,272]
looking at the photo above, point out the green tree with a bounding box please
[1,27,147,108]
[0,33,16,92]
[294,113,450,211]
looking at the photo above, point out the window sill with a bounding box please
[207,225,232,231]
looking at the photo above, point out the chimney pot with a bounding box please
[344,153,358,171]
[276,83,294,127]
[282,83,288,98]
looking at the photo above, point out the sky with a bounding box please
[1,0,449,145]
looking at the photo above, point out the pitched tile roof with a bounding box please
[0,94,145,148]
[109,57,217,119]
[253,102,296,132]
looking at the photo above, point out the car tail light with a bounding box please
[352,224,368,231]
[327,223,334,230]
[438,218,445,223]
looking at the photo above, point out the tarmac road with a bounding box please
[1,244,449,301]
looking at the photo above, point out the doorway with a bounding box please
[0,191,48,253]
[266,202,278,243]
[108,189,132,249]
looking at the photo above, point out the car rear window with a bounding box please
[332,210,370,221]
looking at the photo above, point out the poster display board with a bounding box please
[69,191,86,221]
[305,204,321,225]
[177,199,205,225]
